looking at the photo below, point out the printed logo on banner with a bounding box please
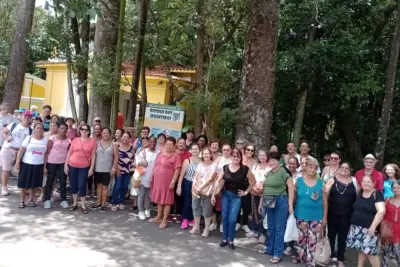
[144,104,185,139]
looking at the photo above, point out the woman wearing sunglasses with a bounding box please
[64,124,96,214]
[321,152,341,182]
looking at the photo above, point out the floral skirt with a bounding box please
[346,224,379,255]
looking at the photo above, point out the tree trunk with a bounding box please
[71,15,90,123]
[141,63,147,119]
[292,26,315,146]
[90,0,120,127]
[337,114,363,163]
[235,0,280,149]
[111,0,126,132]
[65,15,78,123]
[194,0,205,136]
[375,0,400,168]
[127,0,149,127]
[3,0,36,110]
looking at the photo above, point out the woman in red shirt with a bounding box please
[64,124,96,214]
[382,181,400,267]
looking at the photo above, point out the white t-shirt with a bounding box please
[3,123,31,149]
[135,148,159,188]
[217,157,232,172]
[21,136,49,165]
[197,162,217,183]
[0,114,18,146]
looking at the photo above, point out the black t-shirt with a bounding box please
[223,165,249,193]
[350,190,384,228]
[328,178,357,216]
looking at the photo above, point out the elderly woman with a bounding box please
[292,158,327,267]
[149,137,182,229]
[15,123,51,208]
[346,175,385,267]
[260,151,294,264]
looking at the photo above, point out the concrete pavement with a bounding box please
[0,180,361,267]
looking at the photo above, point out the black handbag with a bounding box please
[263,195,277,208]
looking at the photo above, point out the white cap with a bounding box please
[363,154,376,161]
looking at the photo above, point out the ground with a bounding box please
[0,179,362,267]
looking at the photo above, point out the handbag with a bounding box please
[198,172,217,197]
[314,230,331,265]
[263,195,277,208]
[132,166,145,189]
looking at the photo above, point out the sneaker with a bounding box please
[86,191,92,198]
[181,219,189,229]
[246,231,258,238]
[209,223,217,231]
[90,204,99,210]
[258,235,266,244]
[138,211,146,220]
[144,210,150,218]
[1,187,9,196]
[111,205,118,211]
[235,223,241,231]
[284,246,294,256]
[220,224,223,233]
[189,220,195,227]
[44,200,52,209]
[100,206,107,212]
[242,225,251,233]
[60,201,69,209]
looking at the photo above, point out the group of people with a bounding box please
[1,102,400,267]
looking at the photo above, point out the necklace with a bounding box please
[335,181,348,195]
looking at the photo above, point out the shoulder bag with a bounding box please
[263,168,288,208]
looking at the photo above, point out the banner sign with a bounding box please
[144,103,185,139]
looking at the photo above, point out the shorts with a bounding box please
[192,196,213,217]
[0,147,17,171]
[94,172,112,186]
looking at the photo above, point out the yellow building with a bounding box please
[21,61,196,122]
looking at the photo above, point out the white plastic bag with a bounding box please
[263,213,268,230]
[284,214,298,242]
[130,187,139,197]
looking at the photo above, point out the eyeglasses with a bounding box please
[246,149,254,152]
[80,128,89,132]
[330,157,339,160]
[95,120,101,123]
[324,158,330,162]
[236,142,243,145]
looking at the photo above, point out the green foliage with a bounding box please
[90,50,120,99]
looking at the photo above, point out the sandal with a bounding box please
[28,201,36,207]
[69,205,78,211]
[270,257,281,264]
[81,208,89,214]
[149,217,162,223]
[292,258,301,264]
[18,202,25,209]
[159,221,168,229]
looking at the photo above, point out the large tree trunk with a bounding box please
[65,15,78,123]
[337,113,363,163]
[3,0,36,110]
[235,0,280,149]
[71,15,90,123]
[292,26,316,146]
[140,63,147,118]
[375,0,400,168]
[90,0,120,127]
[194,0,205,136]
[110,0,126,132]
[127,0,149,127]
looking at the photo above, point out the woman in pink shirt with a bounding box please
[44,123,70,209]
[65,117,77,140]
[64,124,96,214]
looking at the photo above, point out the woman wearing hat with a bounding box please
[355,154,384,192]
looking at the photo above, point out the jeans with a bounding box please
[327,213,350,261]
[222,190,242,242]
[45,163,67,201]
[138,185,151,212]
[69,165,89,196]
[112,173,130,205]
[265,195,289,258]
[181,179,194,221]
[237,193,251,225]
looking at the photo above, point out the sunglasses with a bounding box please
[246,149,254,152]
[95,120,101,123]
[236,142,244,145]
[80,128,89,132]
[324,158,330,162]
[330,157,339,160]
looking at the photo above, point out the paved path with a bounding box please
[0,180,362,267]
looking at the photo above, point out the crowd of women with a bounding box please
[1,102,400,267]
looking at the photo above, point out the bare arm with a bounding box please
[177,159,190,189]
[321,166,328,180]
[64,144,73,174]
[44,140,53,174]
[211,171,224,197]
[322,189,328,224]
[111,143,118,177]
[287,177,294,213]
[14,147,26,171]
[370,202,386,232]
[170,167,181,188]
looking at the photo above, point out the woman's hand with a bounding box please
[64,165,69,175]
[237,190,247,197]
[141,161,148,168]
[368,226,376,236]
[258,203,263,215]
[117,169,121,177]
[169,181,175,190]
[322,216,327,227]
[15,162,20,172]
[211,195,216,206]
[110,168,116,178]
[88,168,94,177]
[44,168,48,177]
[289,204,294,214]
[176,186,182,196]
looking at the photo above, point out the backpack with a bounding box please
[10,122,32,136]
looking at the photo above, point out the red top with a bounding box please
[117,112,124,129]
[384,201,400,243]
[354,168,384,191]
[177,150,191,165]
[68,138,96,168]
